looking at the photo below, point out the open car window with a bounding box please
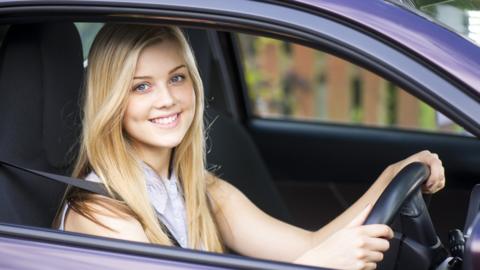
[236,33,470,137]
[75,23,103,62]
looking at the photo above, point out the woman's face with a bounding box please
[123,39,196,154]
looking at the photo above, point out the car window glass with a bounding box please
[236,34,469,136]
[75,23,103,61]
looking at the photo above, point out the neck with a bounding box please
[134,146,173,179]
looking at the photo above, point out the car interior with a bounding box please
[0,21,290,230]
[0,19,479,270]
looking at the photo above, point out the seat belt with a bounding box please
[0,159,110,196]
[0,159,181,247]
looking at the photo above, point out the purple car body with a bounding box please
[0,237,226,270]
[0,0,478,269]
[295,0,480,96]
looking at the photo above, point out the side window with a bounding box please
[75,23,103,61]
[236,34,467,136]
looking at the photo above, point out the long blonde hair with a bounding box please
[69,23,223,252]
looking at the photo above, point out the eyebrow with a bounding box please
[169,64,186,74]
[133,65,187,80]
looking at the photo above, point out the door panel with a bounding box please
[247,119,479,241]
[249,119,479,187]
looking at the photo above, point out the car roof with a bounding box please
[292,0,480,97]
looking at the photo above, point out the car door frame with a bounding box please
[0,0,478,267]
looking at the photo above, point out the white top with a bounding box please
[58,164,189,248]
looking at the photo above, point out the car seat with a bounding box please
[0,22,83,227]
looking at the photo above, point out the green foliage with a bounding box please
[419,102,437,130]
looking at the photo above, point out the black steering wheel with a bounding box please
[364,162,448,270]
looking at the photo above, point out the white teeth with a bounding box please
[150,114,178,125]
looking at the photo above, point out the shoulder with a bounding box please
[207,175,248,212]
[208,176,238,199]
[64,199,150,243]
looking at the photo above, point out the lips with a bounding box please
[149,113,180,127]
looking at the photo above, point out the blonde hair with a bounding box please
[68,23,223,252]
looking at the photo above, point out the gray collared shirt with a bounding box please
[140,164,188,248]
[59,165,189,248]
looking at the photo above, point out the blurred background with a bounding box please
[236,0,479,137]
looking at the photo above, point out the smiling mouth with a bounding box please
[149,113,180,127]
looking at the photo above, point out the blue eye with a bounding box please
[170,74,186,84]
[134,82,151,92]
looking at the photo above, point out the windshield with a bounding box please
[388,0,480,46]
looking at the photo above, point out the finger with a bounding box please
[357,261,377,270]
[404,150,427,163]
[430,153,442,166]
[425,160,443,188]
[365,262,378,270]
[440,176,446,189]
[363,237,391,252]
[419,150,432,158]
[359,225,394,239]
[433,165,445,185]
[347,204,372,228]
[359,250,384,263]
[433,176,446,193]
[422,184,433,194]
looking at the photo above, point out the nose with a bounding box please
[153,84,175,109]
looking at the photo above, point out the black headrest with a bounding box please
[0,23,83,170]
[0,23,83,227]
[184,29,230,116]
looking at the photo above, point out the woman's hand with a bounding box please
[295,150,444,269]
[295,205,393,270]
[386,150,446,194]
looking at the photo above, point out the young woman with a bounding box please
[57,23,446,270]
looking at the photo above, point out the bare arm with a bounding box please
[209,179,314,262]
[311,165,392,245]
[209,150,445,268]
[312,150,446,245]
[64,202,150,243]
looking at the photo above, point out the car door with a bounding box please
[0,223,317,270]
[199,1,480,242]
[0,1,478,269]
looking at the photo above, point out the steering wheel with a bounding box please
[364,162,448,270]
